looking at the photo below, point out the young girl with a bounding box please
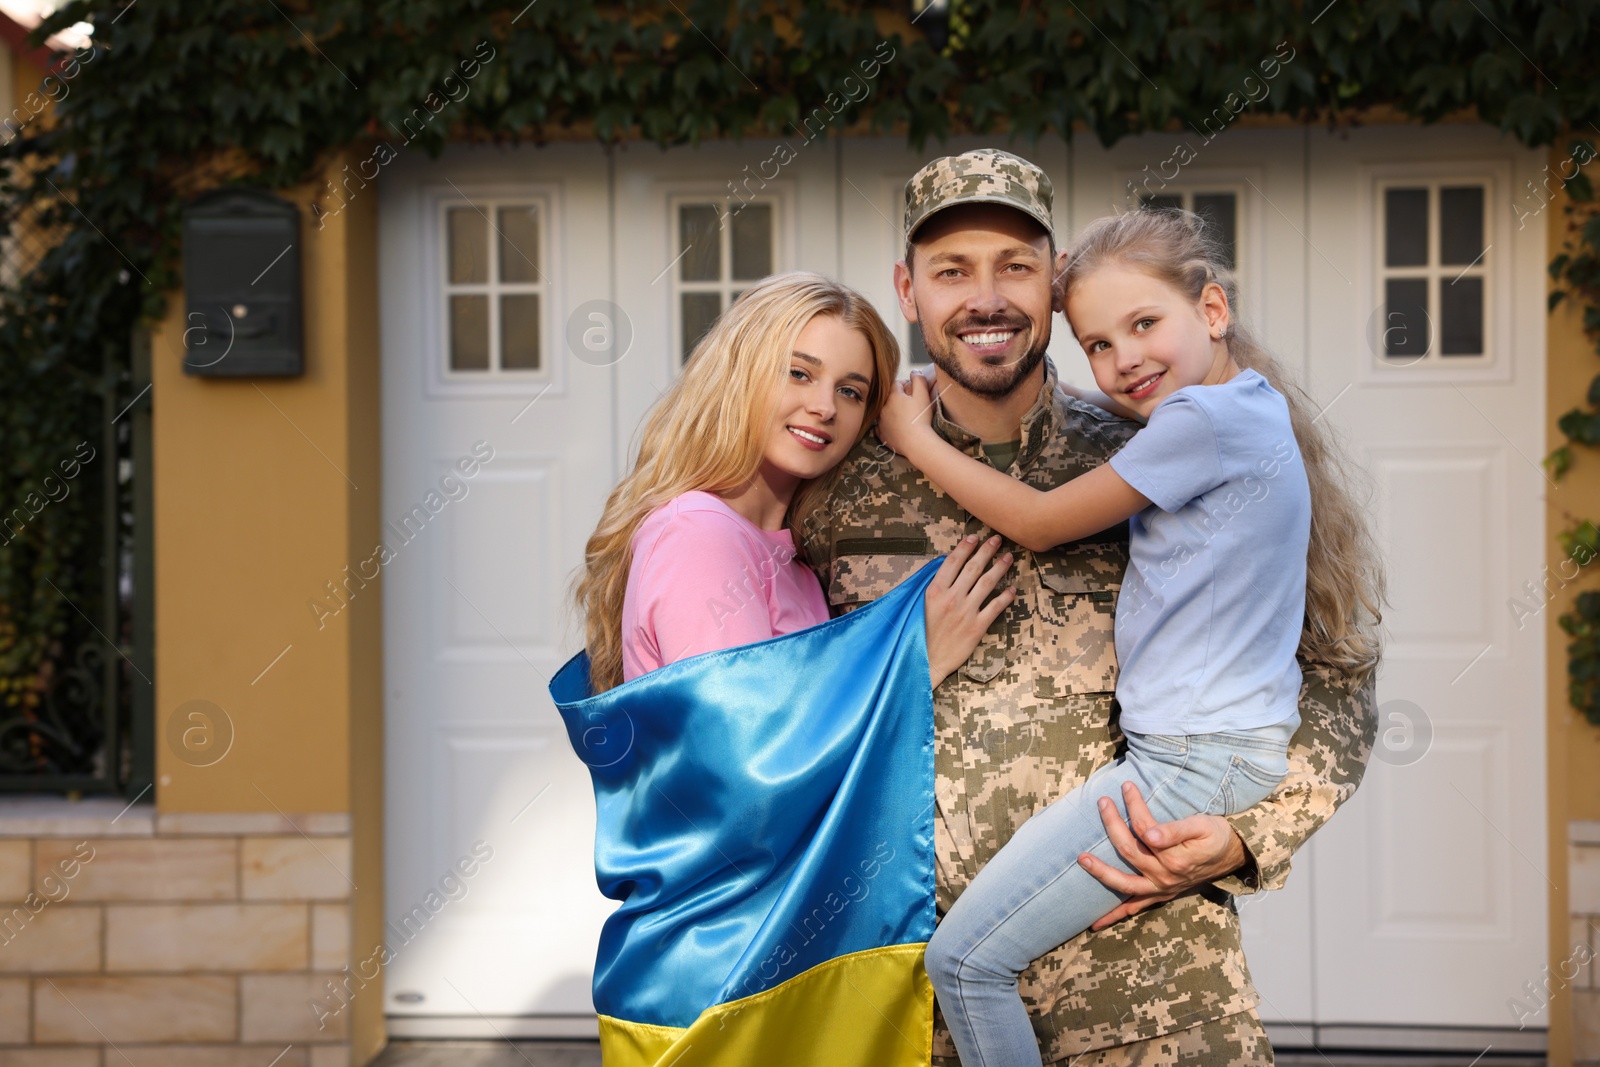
[876,208,1382,1067]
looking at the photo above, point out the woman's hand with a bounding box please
[924,533,1016,689]
[876,368,939,458]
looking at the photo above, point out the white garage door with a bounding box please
[380,127,1548,1046]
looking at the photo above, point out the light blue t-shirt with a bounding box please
[1106,369,1309,735]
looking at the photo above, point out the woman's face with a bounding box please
[760,313,876,483]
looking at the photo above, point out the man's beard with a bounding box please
[916,308,1049,399]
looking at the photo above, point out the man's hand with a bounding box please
[1076,780,1249,931]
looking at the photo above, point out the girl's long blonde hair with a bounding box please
[573,271,900,695]
[1061,208,1386,683]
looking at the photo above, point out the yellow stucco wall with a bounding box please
[149,147,386,1063]
[1545,138,1600,1067]
[1550,198,1600,807]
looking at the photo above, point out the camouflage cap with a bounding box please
[903,148,1055,243]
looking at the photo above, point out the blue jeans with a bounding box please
[924,713,1300,1067]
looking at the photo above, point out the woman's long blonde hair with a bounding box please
[1061,208,1386,683]
[573,271,900,695]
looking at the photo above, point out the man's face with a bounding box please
[893,203,1056,400]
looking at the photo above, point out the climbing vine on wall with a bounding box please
[1544,141,1600,724]
[4,0,1600,742]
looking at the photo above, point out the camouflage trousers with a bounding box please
[931,1009,1272,1067]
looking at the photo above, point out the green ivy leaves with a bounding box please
[1562,589,1600,726]
[2,0,1600,743]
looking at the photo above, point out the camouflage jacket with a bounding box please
[797,357,1375,1062]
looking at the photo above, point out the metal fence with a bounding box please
[0,227,154,798]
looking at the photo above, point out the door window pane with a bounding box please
[1440,276,1484,356]
[498,206,541,283]
[673,197,779,364]
[1439,186,1485,266]
[731,203,774,281]
[1384,187,1429,267]
[448,208,488,284]
[679,205,722,282]
[501,294,541,370]
[1373,180,1492,367]
[1382,278,1430,358]
[681,293,722,362]
[450,295,489,370]
[1192,193,1238,269]
[441,197,548,379]
[1139,192,1237,269]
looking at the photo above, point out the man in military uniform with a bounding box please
[796,148,1375,1065]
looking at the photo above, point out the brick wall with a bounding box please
[0,798,354,1066]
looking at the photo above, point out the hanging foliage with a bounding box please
[3,0,1599,733]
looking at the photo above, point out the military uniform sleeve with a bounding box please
[793,481,840,594]
[1216,660,1376,895]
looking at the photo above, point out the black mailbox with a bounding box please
[181,189,303,377]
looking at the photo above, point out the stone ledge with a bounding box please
[0,797,153,838]
[156,812,351,837]
[0,798,351,839]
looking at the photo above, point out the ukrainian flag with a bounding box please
[549,558,943,1067]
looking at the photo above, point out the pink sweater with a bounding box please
[621,490,831,682]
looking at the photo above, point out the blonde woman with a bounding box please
[575,270,1015,694]
[562,271,1015,1062]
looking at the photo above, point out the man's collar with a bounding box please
[931,356,1060,467]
